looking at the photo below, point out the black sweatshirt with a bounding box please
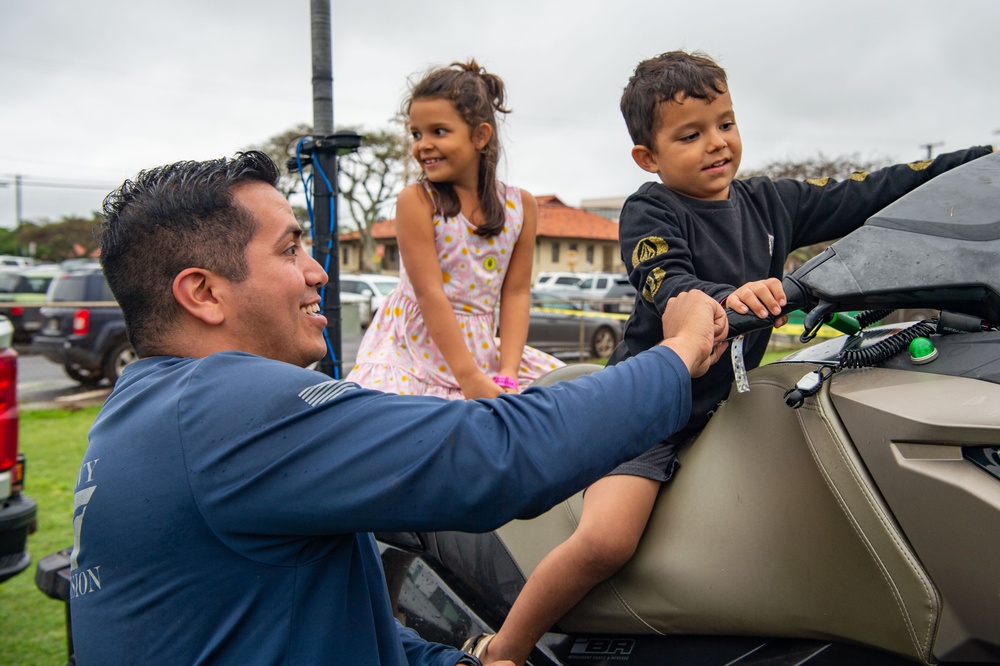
[612,145,993,444]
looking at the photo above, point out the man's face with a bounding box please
[225,182,329,367]
[634,90,742,201]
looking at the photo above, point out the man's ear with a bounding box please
[473,122,493,151]
[631,145,660,174]
[173,268,226,326]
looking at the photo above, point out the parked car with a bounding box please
[0,315,37,584]
[0,263,61,342]
[600,277,637,314]
[32,265,134,386]
[532,271,584,298]
[527,290,624,359]
[337,292,371,335]
[573,273,636,313]
[573,272,622,296]
[0,255,34,269]
[339,273,400,325]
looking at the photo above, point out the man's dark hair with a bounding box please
[98,150,281,357]
[620,50,729,150]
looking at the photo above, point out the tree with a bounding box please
[248,123,412,273]
[16,214,101,262]
[742,152,891,271]
[247,122,314,199]
[337,125,412,273]
[0,228,19,257]
[740,152,889,181]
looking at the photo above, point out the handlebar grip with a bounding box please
[726,309,777,339]
[724,275,812,340]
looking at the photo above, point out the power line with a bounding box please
[0,175,112,228]
[0,175,116,192]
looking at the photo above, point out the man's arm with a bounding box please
[396,620,481,666]
[186,296,726,539]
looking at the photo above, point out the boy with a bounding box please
[471,50,995,665]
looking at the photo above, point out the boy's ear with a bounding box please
[473,122,493,151]
[172,267,226,326]
[631,145,661,174]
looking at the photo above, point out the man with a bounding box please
[70,151,727,665]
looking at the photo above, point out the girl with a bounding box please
[347,60,563,400]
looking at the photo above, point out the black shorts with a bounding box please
[607,439,681,482]
[604,342,685,482]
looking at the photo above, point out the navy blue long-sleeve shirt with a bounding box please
[71,346,691,664]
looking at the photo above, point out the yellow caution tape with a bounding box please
[531,306,629,321]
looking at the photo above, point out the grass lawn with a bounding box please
[762,348,794,366]
[0,405,99,666]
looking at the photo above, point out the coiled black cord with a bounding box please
[839,320,937,368]
[854,309,895,329]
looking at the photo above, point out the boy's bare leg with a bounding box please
[480,474,661,666]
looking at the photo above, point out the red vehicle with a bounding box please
[0,315,37,584]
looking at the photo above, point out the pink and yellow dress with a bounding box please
[346,185,564,399]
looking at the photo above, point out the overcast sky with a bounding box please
[2,0,998,230]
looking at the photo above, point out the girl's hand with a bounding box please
[461,372,504,400]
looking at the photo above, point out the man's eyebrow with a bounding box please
[274,224,303,248]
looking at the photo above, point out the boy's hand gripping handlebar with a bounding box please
[724,276,811,340]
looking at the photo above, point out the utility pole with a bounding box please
[14,175,22,229]
[298,0,362,379]
[15,175,24,256]
[919,142,944,160]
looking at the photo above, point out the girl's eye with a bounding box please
[434,128,447,136]
[411,131,421,140]
[679,133,698,142]
[721,122,735,131]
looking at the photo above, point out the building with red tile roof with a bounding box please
[337,195,625,281]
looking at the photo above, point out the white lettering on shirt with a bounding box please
[71,458,101,598]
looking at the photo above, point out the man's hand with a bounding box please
[658,290,729,378]
[724,278,788,327]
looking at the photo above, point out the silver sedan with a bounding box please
[526,290,626,359]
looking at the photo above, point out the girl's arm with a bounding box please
[396,184,501,400]
[496,190,538,392]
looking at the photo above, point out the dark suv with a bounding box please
[32,265,135,386]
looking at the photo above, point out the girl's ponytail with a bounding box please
[458,61,509,118]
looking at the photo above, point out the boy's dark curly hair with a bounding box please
[620,51,728,150]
